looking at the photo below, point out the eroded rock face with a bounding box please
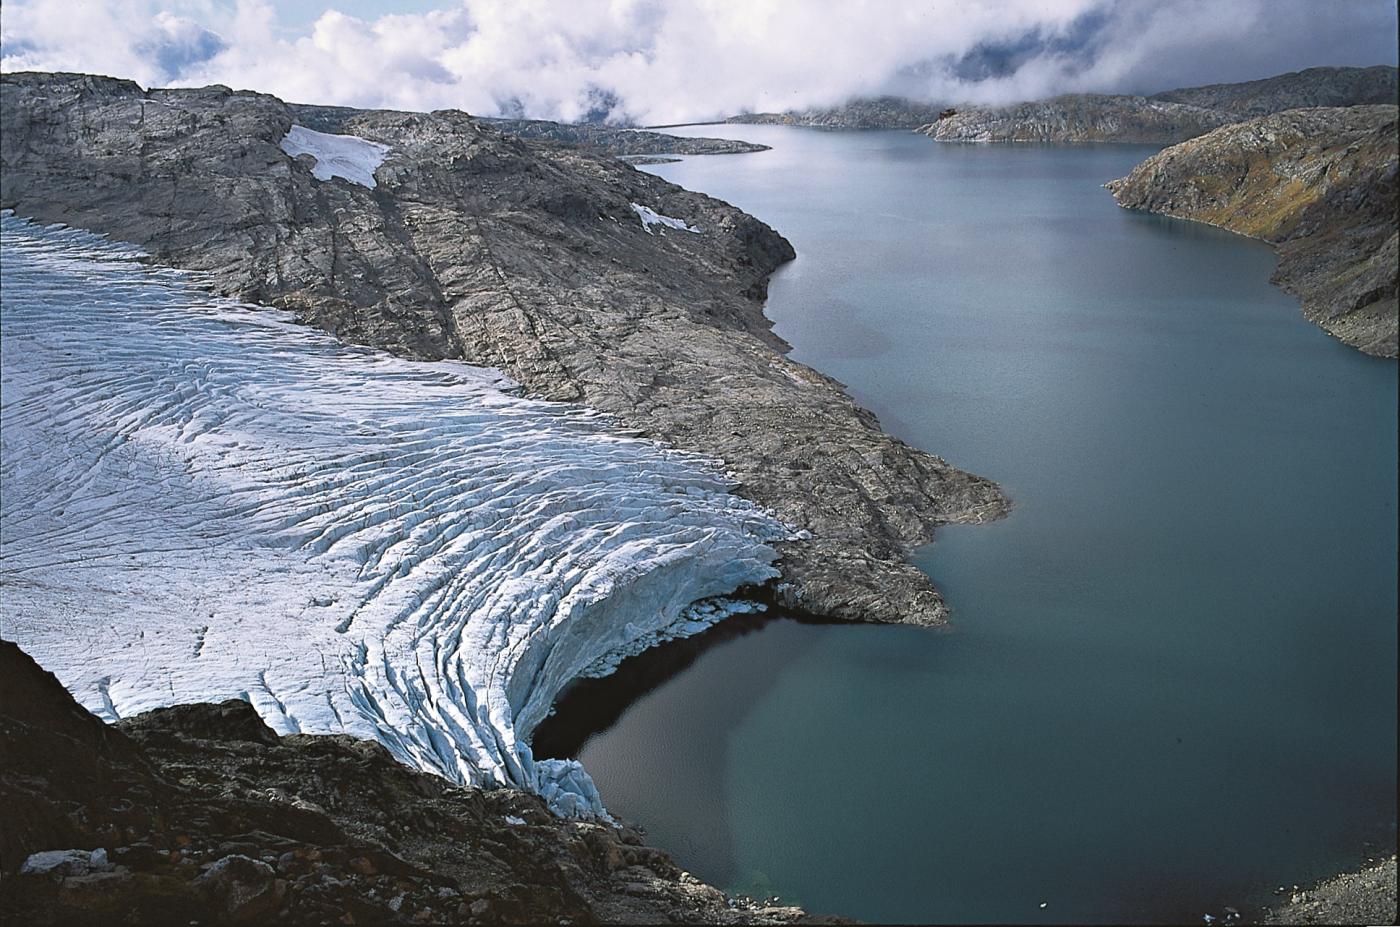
[1107,105,1398,357]
[921,66,1398,145]
[0,70,1006,626]
[0,640,819,925]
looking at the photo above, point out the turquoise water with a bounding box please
[555,127,1398,923]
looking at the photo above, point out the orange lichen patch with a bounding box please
[1197,175,1325,240]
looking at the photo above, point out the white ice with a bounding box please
[0,213,791,817]
[279,124,390,189]
[630,202,701,234]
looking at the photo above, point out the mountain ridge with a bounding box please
[920,65,1398,144]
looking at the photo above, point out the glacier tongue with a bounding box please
[0,213,791,817]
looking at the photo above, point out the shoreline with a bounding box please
[1258,854,1398,925]
[5,68,1394,924]
[533,600,1398,924]
[1105,105,1398,358]
[0,71,1010,628]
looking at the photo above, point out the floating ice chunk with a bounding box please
[279,124,390,188]
[630,202,700,234]
[0,213,793,821]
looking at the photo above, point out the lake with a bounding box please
[536,127,1398,923]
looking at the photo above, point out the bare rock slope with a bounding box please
[0,71,1007,625]
[722,97,950,130]
[1151,65,1400,119]
[475,116,770,156]
[0,640,816,925]
[293,105,771,157]
[1107,105,1398,357]
[923,65,1398,144]
[923,93,1230,144]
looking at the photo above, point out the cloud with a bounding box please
[2,0,1395,123]
[1,1,228,87]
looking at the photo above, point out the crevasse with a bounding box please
[0,213,793,817]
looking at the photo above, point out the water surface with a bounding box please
[558,127,1398,923]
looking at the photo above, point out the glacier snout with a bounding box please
[0,212,791,817]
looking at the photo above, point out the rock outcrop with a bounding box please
[921,93,1230,144]
[0,639,821,925]
[475,116,770,156]
[1107,105,1398,357]
[292,106,771,158]
[0,70,1008,626]
[722,97,950,130]
[922,66,1398,144]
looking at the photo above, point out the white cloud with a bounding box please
[1,0,1395,122]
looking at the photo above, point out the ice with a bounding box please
[279,124,390,189]
[0,212,792,817]
[630,202,701,234]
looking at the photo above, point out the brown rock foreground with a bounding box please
[1108,105,1398,357]
[0,70,1007,627]
[1,640,841,925]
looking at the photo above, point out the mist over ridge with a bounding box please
[2,0,1396,124]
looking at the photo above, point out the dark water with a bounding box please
[548,127,1399,923]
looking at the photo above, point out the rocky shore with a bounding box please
[921,66,1397,144]
[1108,105,1398,357]
[1259,855,1398,925]
[0,71,1007,626]
[0,640,831,925]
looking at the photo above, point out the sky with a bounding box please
[1,1,1396,124]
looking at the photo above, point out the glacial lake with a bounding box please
[535,127,1399,923]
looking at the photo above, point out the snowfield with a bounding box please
[630,202,701,234]
[279,125,390,188]
[0,213,790,816]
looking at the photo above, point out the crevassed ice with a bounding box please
[630,202,701,234]
[0,212,791,817]
[279,124,390,188]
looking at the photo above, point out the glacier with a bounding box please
[279,125,390,188]
[0,212,791,817]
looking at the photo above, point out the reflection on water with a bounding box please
[539,613,829,886]
[547,127,1398,924]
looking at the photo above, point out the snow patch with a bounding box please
[0,213,793,818]
[630,203,700,234]
[279,124,390,189]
